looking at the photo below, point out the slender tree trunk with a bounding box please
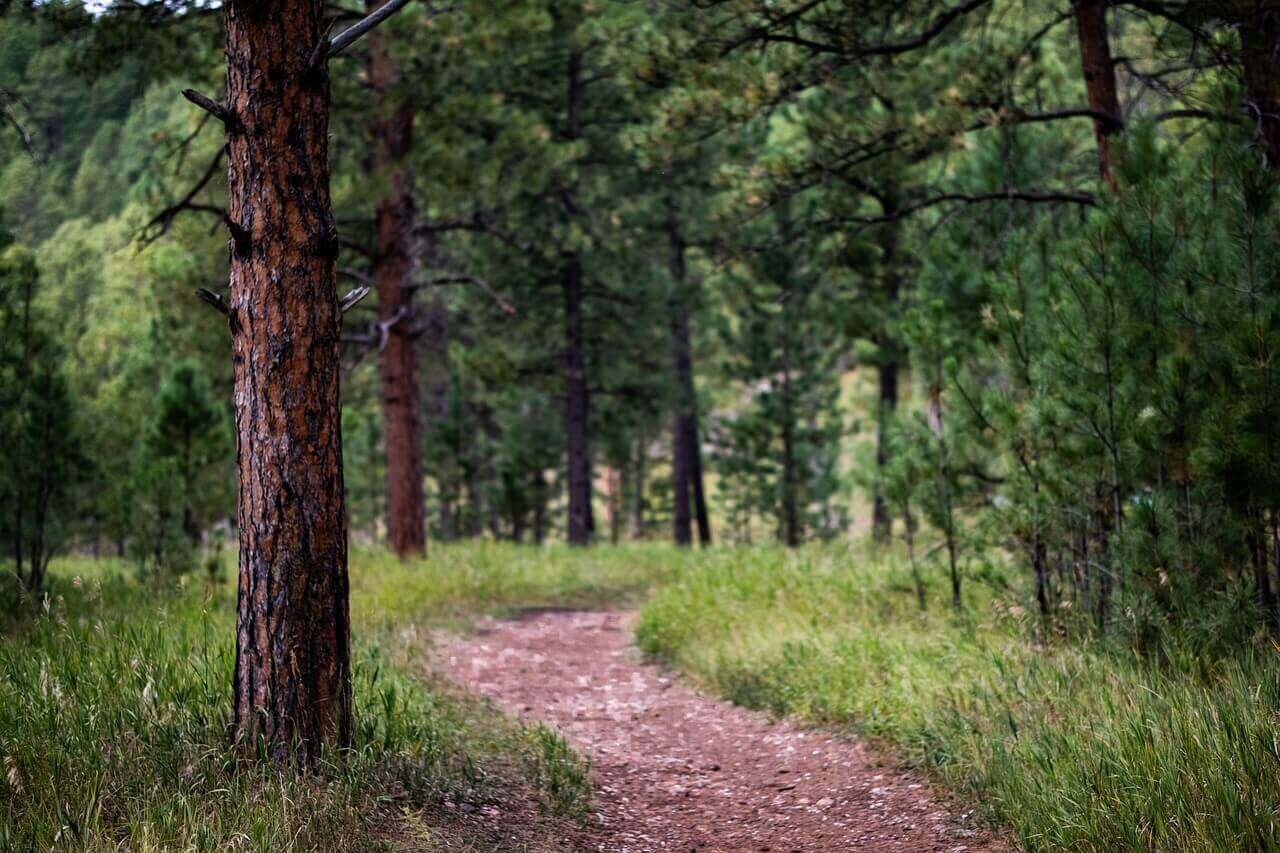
[563,255,593,546]
[691,426,711,545]
[872,200,901,543]
[872,361,898,542]
[560,47,593,547]
[900,498,926,610]
[420,294,451,539]
[1072,0,1123,188]
[669,222,695,546]
[368,6,425,558]
[667,218,712,546]
[927,383,961,609]
[780,359,800,549]
[531,469,547,545]
[1239,7,1280,168]
[629,434,646,540]
[1255,512,1277,621]
[224,0,351,764]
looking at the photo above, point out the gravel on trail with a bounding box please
[439,609,1003,853]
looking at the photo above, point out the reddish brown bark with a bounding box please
[224,0,352,764]
[367,2,425,557]
[1072,0,1122,188]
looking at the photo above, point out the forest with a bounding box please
[3,0,1280,850]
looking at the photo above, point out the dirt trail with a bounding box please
[438,609,1000,853]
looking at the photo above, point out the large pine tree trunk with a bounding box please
[1072,0,1122,187]
[225,0,351,764]
[368,3,425,557]
[564,255,593,546]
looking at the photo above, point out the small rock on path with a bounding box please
[439,609,1000,853]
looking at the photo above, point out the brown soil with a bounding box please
[437,609,1002,853]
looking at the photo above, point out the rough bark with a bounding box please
[224,0,351,765]
[368,2,425,557]
[1072,0,1122,188]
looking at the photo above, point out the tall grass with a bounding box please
[0,552,598,851]
[636,543,1280,851]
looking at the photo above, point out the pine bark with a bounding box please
[224,0,352,764]
[368,3,425,557]
[1072,0,1122,188]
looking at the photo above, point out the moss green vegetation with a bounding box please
[636,543,1280,852]
[0,547,643,851]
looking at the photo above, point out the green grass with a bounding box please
[0,546,638,852]
[349,541,695,631]
[635,542,1280,852]
[12,540,1278,851]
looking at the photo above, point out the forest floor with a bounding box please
[435,608,999,853]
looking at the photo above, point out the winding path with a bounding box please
[439,609,1000,853]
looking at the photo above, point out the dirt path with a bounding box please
[438,609,999,853]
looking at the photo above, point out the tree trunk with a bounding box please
[1072,0,1123,188]
[872,360,898,542]
[563,255,593,546]
[368,4,425,558]
[669,222,695,547]
[531,469,548,544]
[928,383,961,610]
[629,433,646,540]
[691,424,711,546]
[872,199,902,543]
[665,220,712,547]
[1239,7,1280,169]
[780,360,800,549]
[224,0,351,765]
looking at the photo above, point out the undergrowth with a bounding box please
[0,550,601,851]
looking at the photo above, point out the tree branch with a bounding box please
[826,189,1096,225]
[339,286,370,313]
[312,0,412,68]
[405,274,516,315]
[140,147,227,245]
[181,89,239,133]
